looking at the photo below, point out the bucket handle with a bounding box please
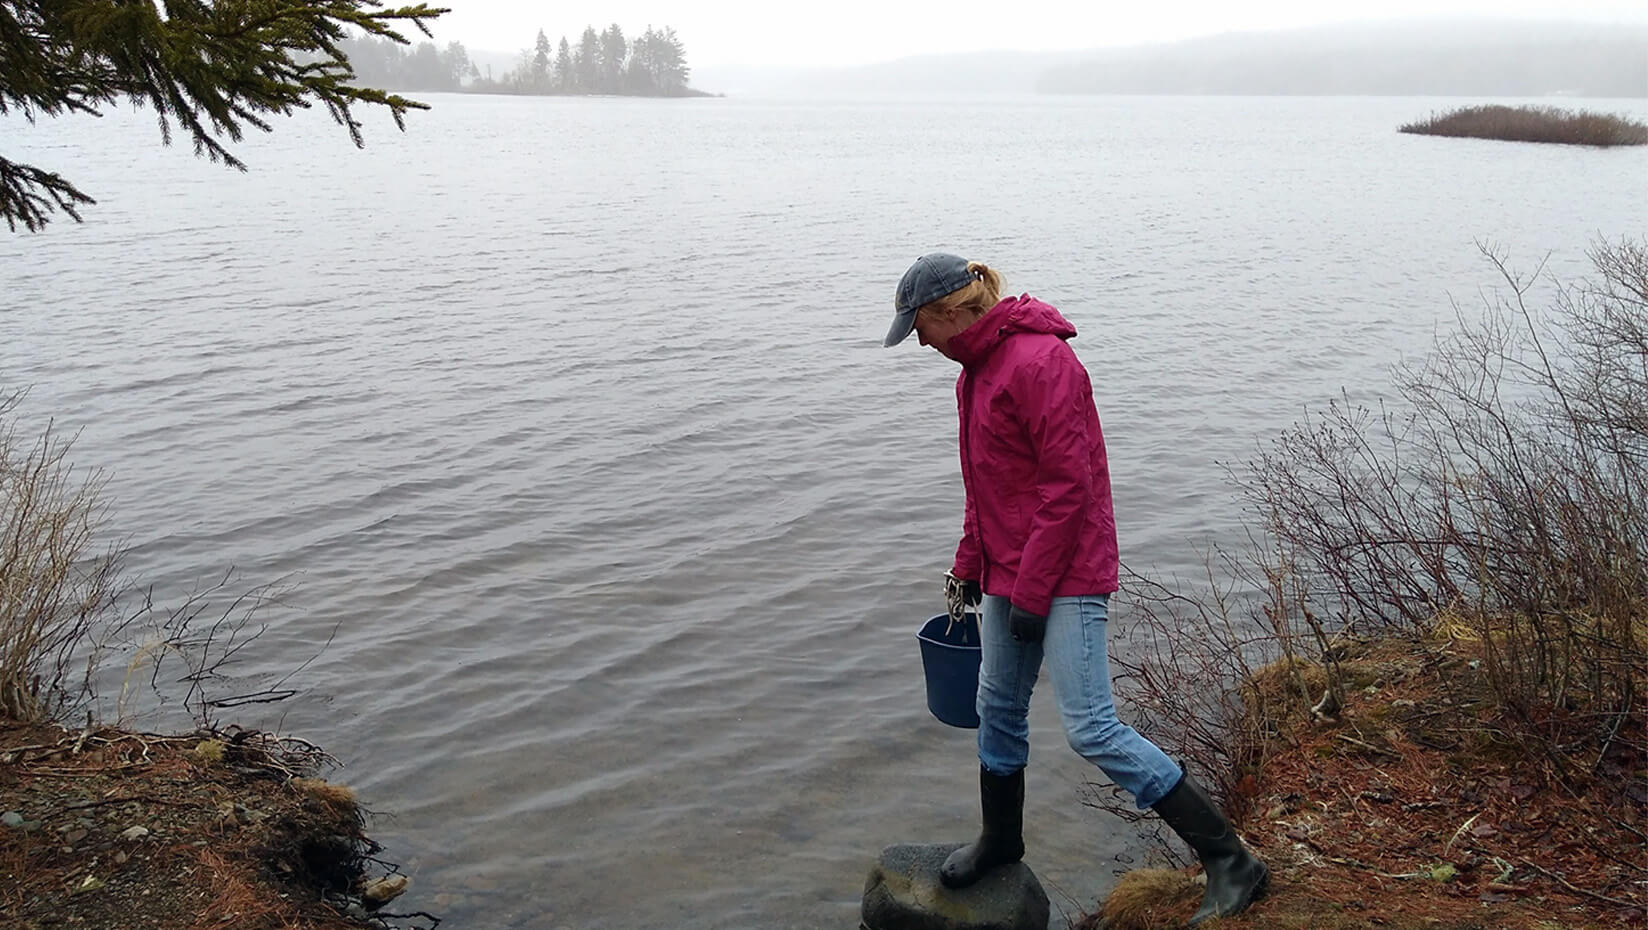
[949,570,982,643]
[944,603,981,644]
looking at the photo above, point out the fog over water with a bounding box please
[2,93,1645,928]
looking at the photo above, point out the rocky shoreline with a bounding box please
[0,718,431,930]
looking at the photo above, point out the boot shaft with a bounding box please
[1150,771,1241,858]
[1150,769,1269,925]
[978,766,1025,843]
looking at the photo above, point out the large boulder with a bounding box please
[861,843,1050,930]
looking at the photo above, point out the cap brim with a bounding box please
[883,309,917,347]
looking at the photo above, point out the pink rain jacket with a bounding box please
[948,295,1120,615]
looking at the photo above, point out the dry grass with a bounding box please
[0,391,121,722]
[1087,868,1200,930]
[192,846,295,930]
[1400,105,1648,146]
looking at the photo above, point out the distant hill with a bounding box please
[736,50,1093,96]
[1038,20,1648,97]
[705,20,1647,98]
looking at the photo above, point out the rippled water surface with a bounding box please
[3,93,1645,928]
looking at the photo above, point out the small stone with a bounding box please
[360,874,410,908]
[1,811,23,828]
[64,828,88,845]
[120,826,150,841]
[114,851,129,865]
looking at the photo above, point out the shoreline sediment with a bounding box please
[0,718,431,930]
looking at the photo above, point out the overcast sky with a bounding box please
[429,0,1648,68]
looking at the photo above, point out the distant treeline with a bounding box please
[337,37,476,91]
[338,25,699,97]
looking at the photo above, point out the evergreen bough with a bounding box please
[1,0,448,232]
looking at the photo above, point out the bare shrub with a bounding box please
[1400,105,1648,146]
[1,393,311,728]
[1085,555,1297,862]
[116,569,320,730]
[1238,239,1646,769]
[0,391,121,722]
[1099,238,1646,837]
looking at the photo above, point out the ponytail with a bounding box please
[916,260,1005,322]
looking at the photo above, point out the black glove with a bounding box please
[944,572,983,621]
[1008,604,1047,644]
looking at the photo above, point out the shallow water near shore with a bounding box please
[2,92,1644,929]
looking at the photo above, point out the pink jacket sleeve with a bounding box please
[953,490,983,581]
[952,374,983,580]
[1010,348,1094,616]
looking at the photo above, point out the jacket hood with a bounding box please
[948,295,1077,369]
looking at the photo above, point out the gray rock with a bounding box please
[862,844,1051,930]
[1,811,23,829]
[119,826,149,841]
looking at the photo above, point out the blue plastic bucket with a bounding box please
[917,612,982,729]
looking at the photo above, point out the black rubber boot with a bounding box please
[1151,771,1269,925]
[940,766,1026,889]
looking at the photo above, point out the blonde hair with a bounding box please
[915,261,1004,323]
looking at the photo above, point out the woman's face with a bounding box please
[912,307,978,359]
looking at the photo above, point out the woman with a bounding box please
[883,252,1267,925]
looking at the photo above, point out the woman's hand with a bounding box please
[944,571,982,621]
[1008,604,1046,643]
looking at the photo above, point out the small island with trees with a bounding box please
[1400,104,1648,147]
[336,25,711,97]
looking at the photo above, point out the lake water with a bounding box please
[2,93,1644,929]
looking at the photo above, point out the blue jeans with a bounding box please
[975,593,1183,809]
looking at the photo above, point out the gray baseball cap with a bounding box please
[884,252,977,347]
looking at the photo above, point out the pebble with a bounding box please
[361,874,410,907]
[1,811,23,828]
[120,826,150,841]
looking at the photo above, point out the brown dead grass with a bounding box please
[1400,104,1648,147]
[1081,636,1645,930]
[1091,869,1201,930]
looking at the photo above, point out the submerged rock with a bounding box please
[861,843,1050,930]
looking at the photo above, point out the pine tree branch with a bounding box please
[2,0,449,231]
[0,155,95,232]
